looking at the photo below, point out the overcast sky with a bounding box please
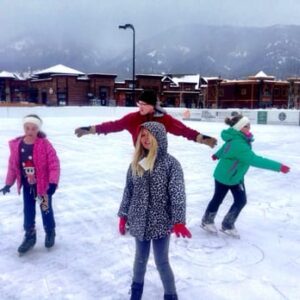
[1,0,300,54]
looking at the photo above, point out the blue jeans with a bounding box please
[133,235,176,295]
[23,185,56,233]
[202,180,247,229]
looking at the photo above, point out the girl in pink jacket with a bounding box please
[0,114,60,255]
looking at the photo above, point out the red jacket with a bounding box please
[95,111,199,144]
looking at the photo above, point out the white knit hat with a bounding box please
[23,116,43,129]
[232,116,250,131]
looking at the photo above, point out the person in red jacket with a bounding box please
[74,89,217,148]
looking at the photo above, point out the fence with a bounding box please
[0,106,299,126]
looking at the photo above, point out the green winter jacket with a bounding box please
[213,127,281,186]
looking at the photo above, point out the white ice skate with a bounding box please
[220,227,240,239]
[201,222,218,234]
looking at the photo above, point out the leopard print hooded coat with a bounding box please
[118,121,186,241]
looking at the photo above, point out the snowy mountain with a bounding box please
[1,25,300,79]
[108,24,300,79]
[106,24,300,78]
[0,35,108,73]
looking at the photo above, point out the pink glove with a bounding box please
[280,165,290,174]
[211,154,218,161]
[172,223,192,238]
[119,217,127,235]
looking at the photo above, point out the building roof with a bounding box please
[201,76,223,84]
[163,74,200,89]
[88,73,117,78]
[0,71,16,79]
[255,70,268,77]
[136,74,164,78]
[221,79,289,85]
[248,70,275,80]
[34,64,84,76]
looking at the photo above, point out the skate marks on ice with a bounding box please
[170,234,295,300]
[171,228,297,300]
[173,226,265,267]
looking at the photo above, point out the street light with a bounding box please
[119,23,135,105]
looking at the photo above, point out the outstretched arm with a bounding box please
[235,143,287,172]
[163,114,217,148]
[74,113,133,138]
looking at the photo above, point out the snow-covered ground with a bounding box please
[0,109,299,300]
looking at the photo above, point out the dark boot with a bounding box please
[164,294,178,300]
[18,229,36,254]
[202,211,217,225]
[130,282,143,300]
[45,229,56,248]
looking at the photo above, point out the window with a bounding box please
[281,88,288,97]
[57,92,67,106]
[274,88,280,97]
[241,88,247,96]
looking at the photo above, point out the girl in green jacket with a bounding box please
[201,114,290,238]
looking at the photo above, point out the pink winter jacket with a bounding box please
[5,136,60,196]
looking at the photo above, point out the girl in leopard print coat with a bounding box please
[118,121,191,300]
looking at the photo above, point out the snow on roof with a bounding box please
[0,71,16,79]
[255,70,268,77]
[201,76,222,83]
[170,74,200,89]
[77,76,90,81]
[162,75,173,82]
[252,70,275,79]
[34,64,84,76]
[136,74,163,78]
[14,73,27,80]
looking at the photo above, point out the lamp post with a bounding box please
[118,23,135,105]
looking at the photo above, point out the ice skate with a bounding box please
[200,222,218,234]
[18,230,36,255]
[45,229,56,249]
[220,227,240,239]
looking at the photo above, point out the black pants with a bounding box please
[23,185,56,233]
[202,180,247,230]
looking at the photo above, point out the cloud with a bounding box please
[1,0,300,57]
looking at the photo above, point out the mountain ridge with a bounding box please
[1,24,300,79]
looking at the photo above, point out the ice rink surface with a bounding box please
[0,110,299,300]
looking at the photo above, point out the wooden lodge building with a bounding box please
[1,65,300,109]
[203,71,300,109]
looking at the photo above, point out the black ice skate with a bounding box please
[45,229,56,248]
[18,230,36,255]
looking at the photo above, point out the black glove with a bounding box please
[0,185,11,195]
[74,126,92,137]
[47,183,57,196]
[79,126,91,131]
[197,134,217,148]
